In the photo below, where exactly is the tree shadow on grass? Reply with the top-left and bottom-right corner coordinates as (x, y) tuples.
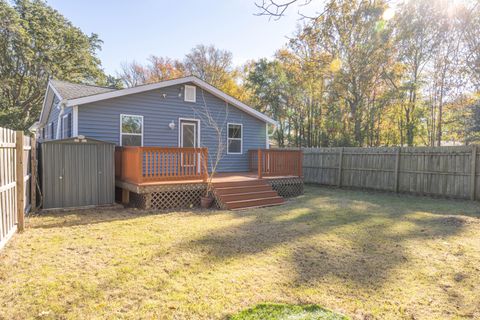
(178, 186), (478, 287)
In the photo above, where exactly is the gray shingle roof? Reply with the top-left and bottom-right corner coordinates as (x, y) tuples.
(50, 80), (116, 100)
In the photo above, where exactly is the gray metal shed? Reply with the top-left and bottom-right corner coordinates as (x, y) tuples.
(41, 137), (115, 209)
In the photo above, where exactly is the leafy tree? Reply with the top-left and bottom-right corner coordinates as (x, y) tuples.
(0, 0), (106, 130)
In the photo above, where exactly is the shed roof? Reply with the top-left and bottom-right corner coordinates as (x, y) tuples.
(40, 137), (115, 144)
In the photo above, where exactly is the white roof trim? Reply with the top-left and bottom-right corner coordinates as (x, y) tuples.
(65, 76), (277, 125)
(38, 81), (64, 127)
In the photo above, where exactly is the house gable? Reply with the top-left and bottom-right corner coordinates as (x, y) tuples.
(77, 83), (268, 172)
(67, 76), (276, 126)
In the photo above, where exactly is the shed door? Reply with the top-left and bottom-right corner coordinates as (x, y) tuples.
(62, 144), (99, 207)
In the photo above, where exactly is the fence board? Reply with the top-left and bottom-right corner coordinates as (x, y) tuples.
(303, 146), (479, 201)
(0, 127), (34, 250)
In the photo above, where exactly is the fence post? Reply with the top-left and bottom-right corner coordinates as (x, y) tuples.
(15, 131), (25, 232)
(337, 147), (343, 187)
(30, 136), (37, 212)
(471, 145), (477, 201)
(257, 149), (262, 178)
(298, 150), (303, 177)
(394, 147), (401, 193)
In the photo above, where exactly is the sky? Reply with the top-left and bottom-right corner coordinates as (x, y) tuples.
(46, 0), (321, 76)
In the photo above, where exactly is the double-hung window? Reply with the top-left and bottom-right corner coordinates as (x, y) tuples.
(227, 123), (242, 154)
(120, 114), (143, 146)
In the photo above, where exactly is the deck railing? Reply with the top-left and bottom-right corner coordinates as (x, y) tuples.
(115, 147), (208, 183)
(249, 149), (303, 178)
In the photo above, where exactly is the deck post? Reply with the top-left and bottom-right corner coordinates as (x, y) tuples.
(135, 147), (142, 183)
(203, 148), (208, 182)
(122, 189), (130, 204)
(257, 149), (262, 178)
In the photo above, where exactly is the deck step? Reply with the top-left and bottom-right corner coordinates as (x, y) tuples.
(224, 196), (284, 210)
(218, 190), (278, 202)
(213, 179), (267, 188)
(230, 201), (285, 211)
(212, 178), (285, 210)
(214, 184), (272, 195)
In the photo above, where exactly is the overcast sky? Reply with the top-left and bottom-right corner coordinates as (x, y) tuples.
(46, 0), (322, 76)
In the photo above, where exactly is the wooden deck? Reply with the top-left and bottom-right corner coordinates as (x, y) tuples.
(127, 172), (298, 186)
(115, 146), (303, 186)
(115, 147), (304, 209)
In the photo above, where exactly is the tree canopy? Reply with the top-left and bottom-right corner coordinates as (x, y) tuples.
(0, 0), (107, 130)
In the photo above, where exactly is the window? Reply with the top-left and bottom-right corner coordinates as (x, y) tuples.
(227, 123), (242, 154)
(120, 114), (143, 146)
(48, 122), (54, 140)
(62, 113), (72, 138)
(184, 85), (196, 103)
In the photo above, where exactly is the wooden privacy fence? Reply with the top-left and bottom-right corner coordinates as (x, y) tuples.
(303, 146), (480, 201)
(0, 127), (36, 250)
(115, 146), (208, 183)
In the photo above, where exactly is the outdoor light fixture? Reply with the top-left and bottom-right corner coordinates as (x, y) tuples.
(169, 121), (175, 130)
(162, 93), (167, 98)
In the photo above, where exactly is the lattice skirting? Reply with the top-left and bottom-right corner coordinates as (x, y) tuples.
(267, 177), (304, 198)
(129, 184), (207, 210)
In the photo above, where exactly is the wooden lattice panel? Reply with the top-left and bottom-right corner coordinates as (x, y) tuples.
(268, 177), (304, 198)
(129, 184), (206, 210)
(130, 191), (148, 209)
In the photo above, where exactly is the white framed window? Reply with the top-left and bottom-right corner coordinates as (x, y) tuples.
(120, 114), (143, 146)
(184, 85), (196, 103)
(227, 123), (243, 154)
(62, 113), (72, 138)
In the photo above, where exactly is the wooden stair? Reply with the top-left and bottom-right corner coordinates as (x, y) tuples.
(213, 179), (284, 210)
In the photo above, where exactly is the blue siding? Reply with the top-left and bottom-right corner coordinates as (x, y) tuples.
(41, 95), (72, 140)
(78, 83), (267, 172)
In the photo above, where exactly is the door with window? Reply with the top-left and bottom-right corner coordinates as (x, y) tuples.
(180, 120), (199, 169)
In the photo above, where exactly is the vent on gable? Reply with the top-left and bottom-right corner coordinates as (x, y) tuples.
(184, 85), (196, 103)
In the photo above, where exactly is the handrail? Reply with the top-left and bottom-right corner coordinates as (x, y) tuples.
(249, 149), (303, 178)
(115, 146), (208, 183)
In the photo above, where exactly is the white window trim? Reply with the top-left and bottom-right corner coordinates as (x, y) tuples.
(48, 122), (54, 140)
(184, 85), (196, 103)
(227, 123), (243, 155)
(72, 106), (78, 137)
(178, 118), (201, 147)
(120, 114), (144, 146)
(61, 114), (71, 139)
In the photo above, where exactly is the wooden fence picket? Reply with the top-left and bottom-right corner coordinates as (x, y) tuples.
(0, 127), (35, 250)
(304, 146), (479, 201)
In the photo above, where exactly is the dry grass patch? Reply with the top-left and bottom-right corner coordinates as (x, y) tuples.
(0, 186), (479, 319)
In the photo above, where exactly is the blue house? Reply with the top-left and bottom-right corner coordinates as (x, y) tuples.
(36, 76), (278, 172)
(36, 76), (303, 210)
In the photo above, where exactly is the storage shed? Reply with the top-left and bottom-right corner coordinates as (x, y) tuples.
(41, 137), (115, 209)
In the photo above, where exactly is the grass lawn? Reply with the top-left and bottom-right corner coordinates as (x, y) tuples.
(1, 185), (479, 319)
